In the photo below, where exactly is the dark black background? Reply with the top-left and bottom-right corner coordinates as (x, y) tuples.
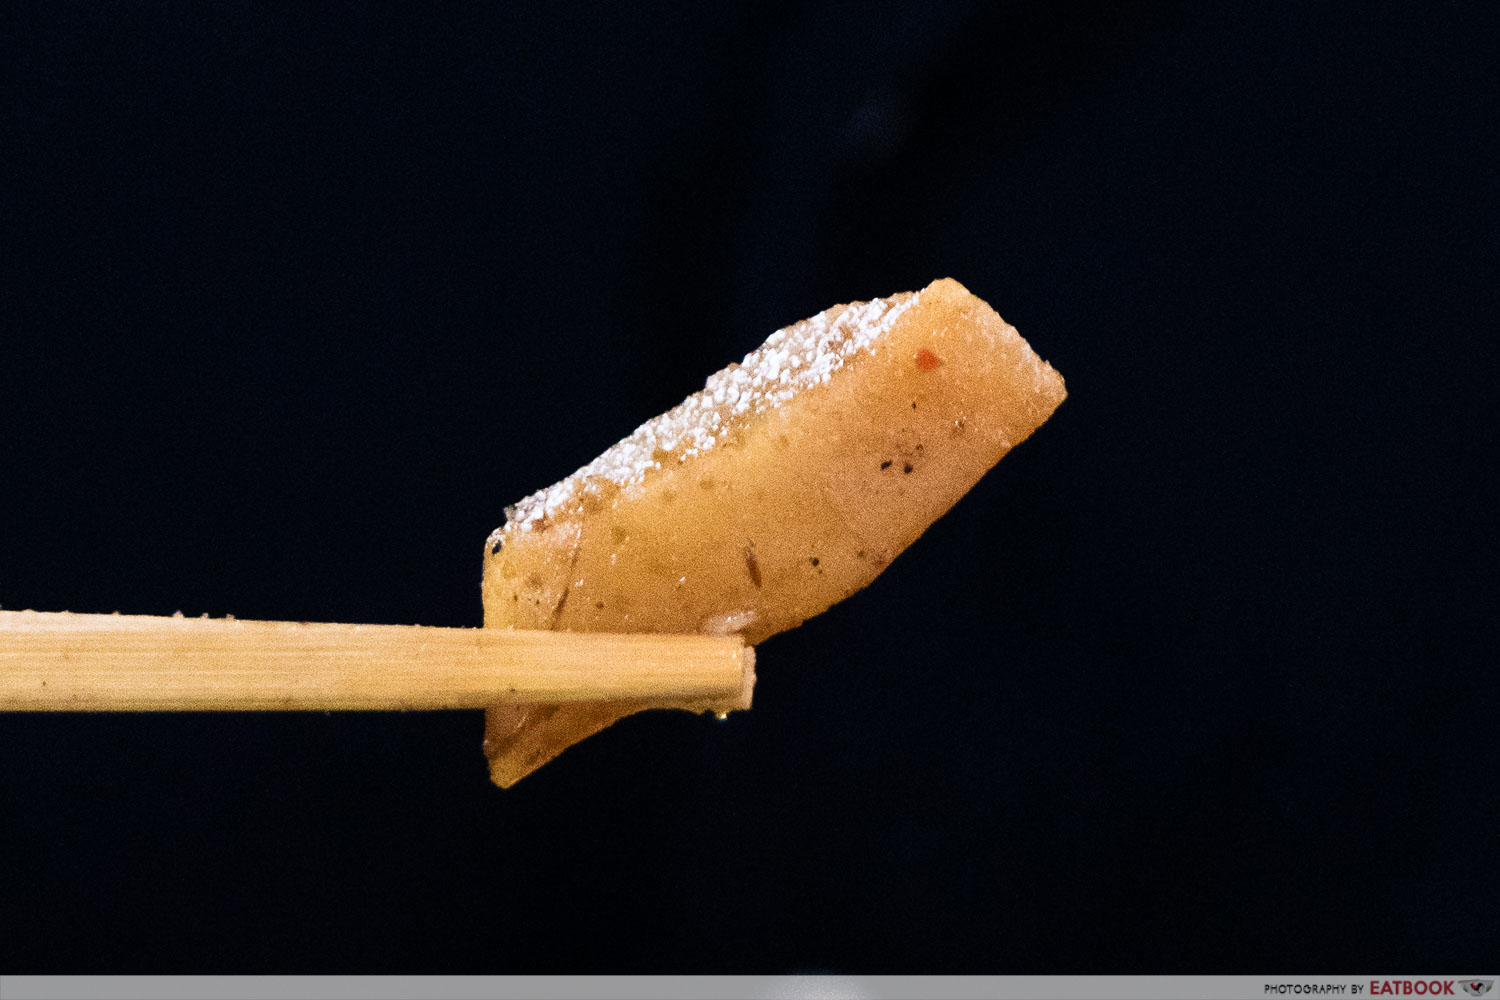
(2, 0), (1494, 975)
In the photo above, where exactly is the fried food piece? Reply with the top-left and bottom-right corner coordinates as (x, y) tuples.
(481, 278), (1065, 786)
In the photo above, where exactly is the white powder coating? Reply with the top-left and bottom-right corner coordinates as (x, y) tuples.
(488, 290), (922, 548)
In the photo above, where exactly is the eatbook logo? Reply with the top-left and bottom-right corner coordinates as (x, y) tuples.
(1461, 983), (1494, 998)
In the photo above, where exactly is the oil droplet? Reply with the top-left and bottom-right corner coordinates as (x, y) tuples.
(715, 712), (729, 722)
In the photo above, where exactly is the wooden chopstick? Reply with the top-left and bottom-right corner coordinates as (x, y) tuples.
(0, 610), (753, 712)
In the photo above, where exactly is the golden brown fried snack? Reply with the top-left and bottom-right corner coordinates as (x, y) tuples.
(481, 278), (1065, 786)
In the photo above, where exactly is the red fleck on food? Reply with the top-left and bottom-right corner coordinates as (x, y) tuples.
(915, 348), (943, 371)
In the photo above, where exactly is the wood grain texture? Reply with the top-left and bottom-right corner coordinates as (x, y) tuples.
(0, 610), (753, 712)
